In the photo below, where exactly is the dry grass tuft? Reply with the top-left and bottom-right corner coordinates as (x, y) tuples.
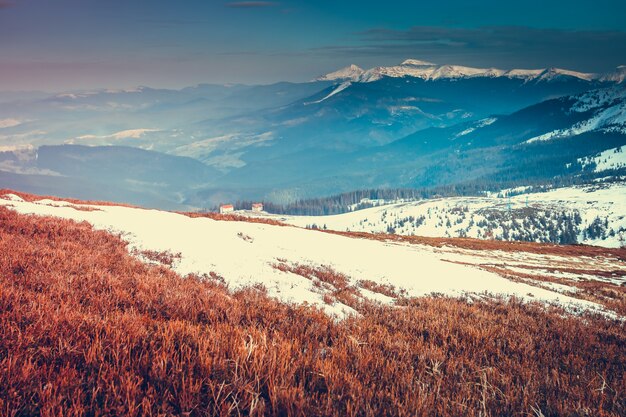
(133, 248), (182, 267)
(357, 279), (407, 299)
(178, 211), (290, 227)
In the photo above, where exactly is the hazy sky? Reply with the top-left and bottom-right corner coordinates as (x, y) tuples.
(1, 0), (625, 91)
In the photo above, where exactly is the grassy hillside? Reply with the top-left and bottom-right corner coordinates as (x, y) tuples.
(0, 206), (624, 416)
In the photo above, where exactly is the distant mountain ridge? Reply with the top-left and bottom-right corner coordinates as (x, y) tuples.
(205, 85), (626, 204)
(0, 145), (219, 209)
(316, 59), (626, 83)
(1, 60), (625, 208)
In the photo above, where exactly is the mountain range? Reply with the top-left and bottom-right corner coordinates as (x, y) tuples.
(317, 59), (626, 83)
(0, 59), (625, 209)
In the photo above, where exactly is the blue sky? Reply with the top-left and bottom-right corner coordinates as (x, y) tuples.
(1, 0), (625, 90)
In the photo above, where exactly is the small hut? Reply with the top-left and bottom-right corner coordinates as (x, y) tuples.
(219, 204), (234, 214)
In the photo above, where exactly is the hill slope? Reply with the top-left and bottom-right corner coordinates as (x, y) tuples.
(1, 190), (624, 317)
(266, 182), (626, 248)
(0, 197), (624, 416)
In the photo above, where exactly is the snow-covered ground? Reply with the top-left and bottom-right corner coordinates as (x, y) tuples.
(258, 183), (626, 248)
(1, 192), (624, 319)
(578, 146), (626, 172)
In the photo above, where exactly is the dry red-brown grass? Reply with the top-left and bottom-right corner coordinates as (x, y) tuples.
(1, 207), (625, 416)
(324, 230), (626, 261)
(357, 279), (406, 299)
(177, 211), (290, 227)
(132, 249), (182, 267)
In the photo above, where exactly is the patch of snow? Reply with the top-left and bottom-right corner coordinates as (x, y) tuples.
(358, 287), (396, 305)
(454, 117), (497, 138)
(484, 185), (534, 197)
(2, 193), (24, 202)
(524, 130), (562, 144)
(306, 82), (352, 104)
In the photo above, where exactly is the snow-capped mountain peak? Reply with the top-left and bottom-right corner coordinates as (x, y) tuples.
(317, 59), (614, 84)
(430, 64), (501, 79)
(502, 68), (544, 79)
(401, 59), (436, 66)
(536, 67), (596, 82)
(315, 64), (365, 81)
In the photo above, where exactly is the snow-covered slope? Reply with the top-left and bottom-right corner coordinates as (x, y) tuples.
(263, 183), (626, 248)
(317, 59), (608, 83)
(578, 146), (626, 172)
(1, 192), (623, 319)
(525, 87), (626, 143)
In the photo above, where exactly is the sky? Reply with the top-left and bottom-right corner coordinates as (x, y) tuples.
(1, 0), (626, 91)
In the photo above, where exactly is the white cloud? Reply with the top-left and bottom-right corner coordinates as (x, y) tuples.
(0, 118), (22, 129)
